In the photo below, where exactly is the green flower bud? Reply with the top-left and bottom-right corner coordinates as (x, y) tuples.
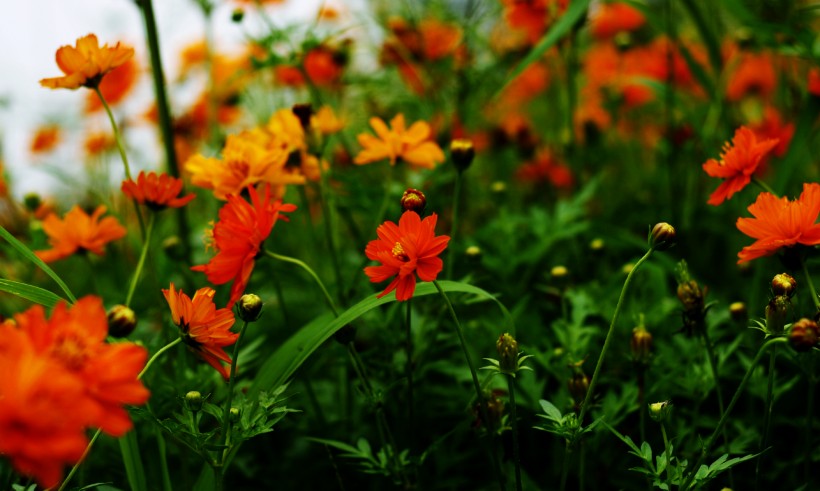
(789, 318), (819, 352)
(185, 391), (203, 412)
(648, 401), (672, 423)
(496, 333), (519, 374)
(765, 295), (791, 335)
(237, 294), (263, 322)
(649, 222), (676, 251)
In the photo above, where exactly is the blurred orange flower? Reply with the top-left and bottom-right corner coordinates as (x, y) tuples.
(736, 183), (820, 263)
(809, 67), (820, 96)
(725, 50), (777, 102)
(9, 296), (149, 436)
(702, 127), (779, 206)
(35, 205), (127, 262)
(590, 2), (645, 39)
(122, 171), (195, 211)
(355, 114), (445, 169)
(750, 106), (794, 159)
(192, 185), (296, 307)
(85, 57), (138, 112)
(515, 149), (574, 189)
(0, 332), (91, 489)
(30, 125), (61, 154)
(162, 283), (238, 379)
(40, 34), (134, 90)
(84, 131), (116, 156)
(312, 105), (345, 135)
(501, 0), (568, 45)
(365, 211), (450, 301)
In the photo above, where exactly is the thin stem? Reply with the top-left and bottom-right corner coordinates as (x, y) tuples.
(507, 374), (523, 491)
(755, 344), (778, 490)
(559, 441), (572, 491)
(446, 171), (463, 279)
(800, 256), (820, 311)
(433, 280), (507, 491)
(138, 337), (183, 380)
(405, 298), (415, 448)
(157, 432), (173, 491)
(681, 337), (788, 490)
(222, 320), (250, 467)
(752, 177), (777, 196)
(57, 429), (102, 491)
(125, 213), (155, 307)
(578, 248), (654, 424)
(700, 329), (731, 460)
(265, 250), (339, 316)
(661, 423), (674, 490)
(805, 354), (816, 485)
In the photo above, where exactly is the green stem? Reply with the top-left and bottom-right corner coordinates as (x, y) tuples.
(661, 423), (674, 491)
(315, 153), (344, 303)
(681, 337), (788, 490)
(805, 354), (816, 485)
(700, 329), (731, 458)
(800, 256), (820, 311)
(125, 213), (155, 307)
(265, 250), (339, 316)
(559, 441), (572, 491)
(433, 280), (507, 491)
(138, 337), (183, 380)
(753, 177), (777, 196)
(222, 320), (250, 467)
(754, 344), (778, 490)
(578, 248), (654, 424)
(157, 432), (173, 491)
(446, 171), (463, 279)
(57, 429), (102, 491)
(405, 298), (415, 448)
(507, 374), (523, 491)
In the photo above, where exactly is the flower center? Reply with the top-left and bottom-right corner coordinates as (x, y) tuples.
(52, 333), (92, 370)
(392, 242), (409, 261)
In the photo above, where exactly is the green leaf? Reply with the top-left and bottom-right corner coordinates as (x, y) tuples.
(539, 399), (563, 422)
(493, 0), (591, 99)
(0, 225), (77, 303)
(0, 278), (66, 307)
(118, 430), (147, 491)
(248, 281), (513, 396)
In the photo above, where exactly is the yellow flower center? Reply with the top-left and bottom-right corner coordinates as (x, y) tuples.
(392, 242), (409, 261)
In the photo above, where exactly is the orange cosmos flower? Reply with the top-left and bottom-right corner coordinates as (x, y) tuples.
(30, 124), (62, 155)
(8, 296), (150, 436)
(0, 332), (92, 489)
(162, 283), (238, 379)
(702, 127), (779, 206)
(590, 2), (645, 39)
(122, 171), (195, 211)
(750, 106), (794, 159)
(192, 185), (296, 308)
(35, 205), (127, 263)
(40, 34), (134, 90)
(355, 114), (445, 169)
(84, 130), (116, 156)
(725, 50), (777, 102)
(500, 0), (568, 46)
(85, 56), (138, 112)
(736, 183), (820, 264)
(364, 211), (450, 301)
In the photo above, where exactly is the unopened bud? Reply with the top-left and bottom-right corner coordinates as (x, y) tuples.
(789, 318), (819, 352)
(465, 245), (481, 257)
(677, 280), (705, 313)
(230, 407), (241, 422)
(568, 371), (589, 404)
(400, 188), (426, 214)
(231, 8), (245, 22)
(630, 325), (653, 364)
(771, 273), (797, 297)
(765, 295), (792, 335)
(292, 103), (313, 132)
(589, 238), (605, 252)
(648, 400), (672, 422)
(107, 305), (137, 338)
(23, 192), (42, 212)
(237, 294), (263, 322)
(185, 391), (203, 412)
(649, 222), (676, 251)
(729, 302), (747, 322)
(496, 333), (519, 373)
(162, 235), (186, 261)
(450, 139), (475, 173)
(490, 181), (506, 193)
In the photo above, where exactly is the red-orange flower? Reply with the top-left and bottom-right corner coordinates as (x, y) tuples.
(0, 332), (92, 489)
(192, 184), (296, 307)
(702, 126), (779, 206)
(9, 296), (150, 437)
(85, 56), (138, 112)
(122, 171), (195, 211)
(364, 211), (450, 301)
(30, 125), (61, 154)
(736, 183), (820, 263)
(162, 283), (238, 379)
(35, 205), (127, 262)
(40, 34), (134, 90)
(355, 114), (445, 169)
(590, 2), (645, 39)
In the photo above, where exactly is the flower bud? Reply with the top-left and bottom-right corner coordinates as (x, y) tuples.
(567, 371), (589, 405)
(630, 325), (653, 364)
(231, 8), (245, 22)
(162, 235), (186, 261)
(107, 304), (137, 338)
(649, 222), (676, 250)
(237, 294), (263, 322)
(292, 103), (313, 132)
(185, 391), (203, 412)
(789, 318), (819, 352)
(677, 280), (705, 313)
(648, 401), (672, 422)
(589, 238), (605, 253)
(765, 295), (792, 335)
(400, 188), (426, 214)
(450, 139), (475, 173)
(490, 181), (506, 193)
(771, 273), (797, 297)
(23, 192), (42, 212)
(465, 245), (481, 257)
(230, 407), (241, 423)
(496, 333), (519, 373)
(729, 302), (747, 322)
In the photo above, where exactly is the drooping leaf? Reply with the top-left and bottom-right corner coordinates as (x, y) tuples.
(0, 278), (66, 307)
(0, 225), (77, 303)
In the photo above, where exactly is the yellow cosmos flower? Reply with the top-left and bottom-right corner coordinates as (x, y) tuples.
(40, 34), (134, 90)
(354, 114), (445, 169)
(312, 106), (345, 135)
